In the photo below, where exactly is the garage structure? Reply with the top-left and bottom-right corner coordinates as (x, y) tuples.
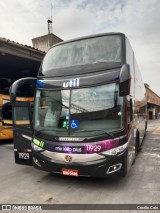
(0, 37), (46, 139)
(0, 37), (45, 79)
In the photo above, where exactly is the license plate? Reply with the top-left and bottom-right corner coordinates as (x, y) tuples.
(62, 168), (78, 177)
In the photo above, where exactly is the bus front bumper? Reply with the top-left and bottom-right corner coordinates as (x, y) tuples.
(32, 149), (128, 178)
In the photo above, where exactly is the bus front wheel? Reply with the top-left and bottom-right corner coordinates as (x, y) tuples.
(136, 131), (141, 152)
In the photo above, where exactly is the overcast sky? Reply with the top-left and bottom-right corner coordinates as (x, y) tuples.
(0, 0), (160, 94)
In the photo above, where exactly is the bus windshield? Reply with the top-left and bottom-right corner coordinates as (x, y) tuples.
(34, 83), (124, 136)
(41, 35), (122, 72)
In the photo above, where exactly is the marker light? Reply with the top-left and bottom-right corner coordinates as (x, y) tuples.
(36, 80), (44, 88)
(107, 163), (122, 174)
(31, 143), (44, 152)
(33, 157), (41, 167)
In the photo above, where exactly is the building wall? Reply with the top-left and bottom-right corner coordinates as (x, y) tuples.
(145, 85), (160, 120)
(146, 88), (160, 105)
(32, 34), (63, 52)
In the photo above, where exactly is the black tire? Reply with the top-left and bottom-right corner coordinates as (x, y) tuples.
(132, 140), (138, 165)
(136, 131), (141, 152)
(119, 151), (128, 177)
(120, 162), (128, 177)
(144, 121), (147, 138)
(145, 121), (148, 131)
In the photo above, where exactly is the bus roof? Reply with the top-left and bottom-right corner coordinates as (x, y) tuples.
(50, 32), (125, 49)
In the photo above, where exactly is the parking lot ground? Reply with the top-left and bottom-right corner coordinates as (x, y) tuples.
(0, 120), (160, 213)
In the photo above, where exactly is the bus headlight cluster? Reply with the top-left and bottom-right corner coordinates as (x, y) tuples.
(101, 142), (128, 156)
(31, 143), (44, 152)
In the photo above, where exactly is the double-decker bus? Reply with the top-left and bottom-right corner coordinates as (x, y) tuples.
(10, 33), (147, 177)
(0, 78), (34, 140)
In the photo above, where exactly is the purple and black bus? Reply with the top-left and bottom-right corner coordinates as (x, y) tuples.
(10, 33), (147, 177)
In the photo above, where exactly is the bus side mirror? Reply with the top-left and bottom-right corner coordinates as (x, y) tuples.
(119, 64), (131, 96)
(10, 77), (36, 103)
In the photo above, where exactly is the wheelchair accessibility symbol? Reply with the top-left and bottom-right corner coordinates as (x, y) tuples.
(70, 120), (79, 129)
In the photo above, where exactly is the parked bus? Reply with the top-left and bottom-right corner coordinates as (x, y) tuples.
(0, 78), (34, 140)
(10, 33), (147, 177)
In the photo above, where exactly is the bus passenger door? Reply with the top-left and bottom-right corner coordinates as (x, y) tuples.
(12, 101), (33, 166)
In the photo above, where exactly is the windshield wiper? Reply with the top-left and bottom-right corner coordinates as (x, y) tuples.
(73, 129), (114, 139)
(35, 129), (64, 136)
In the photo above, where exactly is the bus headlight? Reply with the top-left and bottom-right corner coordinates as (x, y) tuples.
(31, 143), (44, 152)
(101, 142), (128, 156)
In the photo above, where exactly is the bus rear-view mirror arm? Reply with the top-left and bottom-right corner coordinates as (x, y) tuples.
(9, 77), (37, 103)
(119, 64), (131, 96)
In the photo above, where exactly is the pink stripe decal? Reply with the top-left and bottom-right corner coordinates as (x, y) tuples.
(51, 138), (120, 154)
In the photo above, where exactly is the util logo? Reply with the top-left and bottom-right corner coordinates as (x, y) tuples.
(63, 78), (80, 88)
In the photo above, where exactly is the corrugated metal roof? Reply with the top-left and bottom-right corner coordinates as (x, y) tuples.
(0, 36), (45, 54)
